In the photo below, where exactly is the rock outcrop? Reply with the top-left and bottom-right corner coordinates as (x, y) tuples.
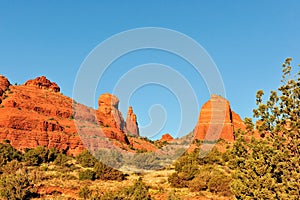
(194, 95), (245, 142)
(125, 106), (139, 136)
(0, 75), (10, 97)
(96, 94), (129, 144)
(97, 94), (126, 131)
(24, 76), (60, 92)
(160, 133), (174, 142)
(0, 76), (144, 155)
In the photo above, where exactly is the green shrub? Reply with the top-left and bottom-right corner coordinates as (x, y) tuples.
(0, 169), (35, 200)
(94, 162), (125, 181)
(53, 153), (71, 167)
(207, 169), (231, 196)
(76, 150), (97, 167)
(78, 185), (91, 199)
(79, 169), (96, 181)
(168, 173), (188, 188)
(0, 142), (21, 166)
(100, 178), (151, 200)
(0, 160), (23, 175)
(23, 146), (58, 166)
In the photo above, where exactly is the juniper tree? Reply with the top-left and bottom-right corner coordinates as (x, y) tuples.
(230, 58), (300, 199)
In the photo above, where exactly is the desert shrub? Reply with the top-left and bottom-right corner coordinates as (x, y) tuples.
(188, 165), (232, 195)
(78, 185), (91, 199)
(0, 169), (35, 200)
(94, 162), (125, 181)
(100, 178), (151, 200)
(0, 142), (22, 165)
(29, 169), (47, 184)
(0, 160), (23, 175)
(53, 153), (71, 166)
(76, 150), (97, 167)
(198, 148), (224, 165)
(188, 169), (210, 192)
(23, 146), (58, 166)
(169, 147), (232, 196)
(167, 190), (182, 200)
(79, 169), (96, 181)
(168, 173), (188, 188)
(208, 169), (232, 196)
(174, 152), (200, 180)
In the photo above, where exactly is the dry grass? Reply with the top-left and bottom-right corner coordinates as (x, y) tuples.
(27, 158), (233, 200)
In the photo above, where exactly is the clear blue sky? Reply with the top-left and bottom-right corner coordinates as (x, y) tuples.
(1, 1), (299, 139)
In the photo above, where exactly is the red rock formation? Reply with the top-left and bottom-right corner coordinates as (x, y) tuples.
(0, 75), (10, 97)
(160, 133), (174, 142)
(126, 106), (139, 136)
(97, 94), (125, 131)
(24, 76), (60, 92)
(0, 76), (141, 155)
(194, 95), (245, 142)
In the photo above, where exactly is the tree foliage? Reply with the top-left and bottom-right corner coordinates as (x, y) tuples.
(0, 169), (35, 200)
(0, 141), (21, 166)
(168, 148), (232, 195)
(230, 58), (300, 199)
(23, 146), (58, 166)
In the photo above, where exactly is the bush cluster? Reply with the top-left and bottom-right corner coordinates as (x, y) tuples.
(23, 147), (59, 166)
(168, 148), (232, 196)
(76, 150), (125, 181)
(99, 178), (151, 200)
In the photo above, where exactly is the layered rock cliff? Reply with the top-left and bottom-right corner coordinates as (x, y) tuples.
(0, 76), (149, 155)
(194, 95), (245, 142)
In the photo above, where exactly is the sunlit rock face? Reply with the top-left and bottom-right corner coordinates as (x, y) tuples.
(194, 95), (246, 142)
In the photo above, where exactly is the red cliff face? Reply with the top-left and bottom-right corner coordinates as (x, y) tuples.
(125, 106), (139, 136)
(0, 76), (141, 155)
(0, 76), (84, 155)
(194, 95), (245, 142)
(97, 94), (126, 131)
(96, 94), (129, 144)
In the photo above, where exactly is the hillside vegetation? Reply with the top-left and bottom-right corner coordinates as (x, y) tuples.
(0, 58), (299, 199)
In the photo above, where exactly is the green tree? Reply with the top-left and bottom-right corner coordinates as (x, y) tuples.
(23, 146), (58, 166)
(0, 141), (21, 166)
(230, 58), (300, 199)
(76, 150), (97, 167)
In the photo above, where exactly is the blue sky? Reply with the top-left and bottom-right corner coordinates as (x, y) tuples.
(0, 1), (299, 139)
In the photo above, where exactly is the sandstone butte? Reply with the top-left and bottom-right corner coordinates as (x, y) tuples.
(194, 94), (246, 142)
(160, 133), (174, 142)
(0, 75), (157, 156)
